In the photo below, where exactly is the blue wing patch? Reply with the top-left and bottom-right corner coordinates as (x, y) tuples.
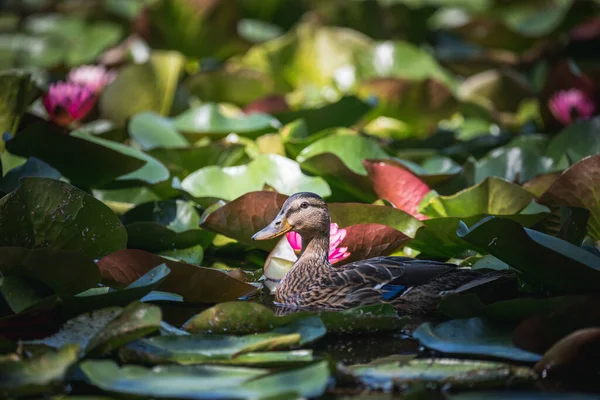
(380, 285), (407, 300)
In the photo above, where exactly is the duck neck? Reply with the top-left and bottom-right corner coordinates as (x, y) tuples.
(295, 231), (330, 271)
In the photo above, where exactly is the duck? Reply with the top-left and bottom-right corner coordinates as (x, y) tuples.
(252, 192), (483, 315)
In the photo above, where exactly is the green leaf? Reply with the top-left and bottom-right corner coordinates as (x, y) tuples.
(147, 141), (248, 179)
(0, 247), (100, 296)
(413, 318), (542, 362)
(350, 357), (534, 391)
(62, 264), (170, 316)
(419, 177), (536, 218)
(498, 0), (573, 37)
(81, 359), (329, 399)
(6, 122), (145, 187)
(275, 96), (372, 135)
(181, 154), (331, 202)
(0, 344), (79, 397)
(0, 157), (60, 196)
(120, 316), (324, 365)
(539, 155), (600, 240)
(151, 50), (186, 116)
(0, 276), (52, 314)
(70, 130), (170, 187)
(0, 70), (37, 138)
(458, 216), (600, 293)
(545, 116), (600, 164)
(296, 133), (389, 201)
(0, 178), (126, 259)
(173, 103), (280, 139)
(122, 200), (214, 252)
(128, 112), (189, 151)
(97, 249), (257, 303)
(183, 301), (409, 335)
(86, 302), (162, 357)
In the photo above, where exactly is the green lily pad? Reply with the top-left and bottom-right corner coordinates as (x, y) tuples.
(173, 103), (280, 139)
(61, 264), (170, 316)
(0, 70), (38, 138)
(275, 96), (372, 135)
(181, 154), (331, 202)
(413, 317), (542, 362)
(128, 112), (189, 151)
(150, 50), (187, 116)
(183, 301), (409, 334)
(147, 142), (248, 180)
(457, 216), (600, 293)
(86, 302), (162, 357)
(0, 247), (100, 297)
(539, 154), (600, 240)
(0, 344), (79, 397)
(0, 157), (61, 195)
(296, 133), (389, 201)
(0, 177), (126, 259)
(475, 135), (564, 184)
(5, 122), (145, 188)
(350, 357), (534, 391)
(120, 316), (324, 365)
(80, 359), (329, 399)
(0, 276), (54, 314)
(122, 200), (214, 252)
(545, 116), (600, 164)
(97, 249), (257, 303)
(419, 177), (536, 218)
(499, 0), (573, 37)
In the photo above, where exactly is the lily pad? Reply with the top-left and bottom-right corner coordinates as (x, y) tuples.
(413, 317), (542, 362)
(80, 359), (330, 399)
(122, 200), (214, 252)
(545, 116), (600, 164)
(85, 302), (162, 357)
(5, 122), (145, 187)
(0, 157), (61, 195)
(539, 154), (600, 240)
(0, 177), (126, 259)
(0, 247), (100, 297)
(350, 357), (534, 391)
(97, 249), (257, 303)
(0, 70), (37, 138)
(0, 344), (79, 397)
(183, 301), (409, 334)
(457, 216), (600, 293)
(128, 112), (189, 150)
(181, 154), (331, 202)
(60, 264), (170, 317)
(173, 103), (280, 139)
(120, 316), (325, 365)
(275, 96), (372, 135)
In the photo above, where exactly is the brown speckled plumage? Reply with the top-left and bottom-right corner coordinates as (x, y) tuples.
(253, 192), (483, 315)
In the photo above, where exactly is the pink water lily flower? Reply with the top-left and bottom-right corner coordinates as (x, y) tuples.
(548, 89), (596, 125)
(286, 223), (351, 264)
(68, 65), (116, 93)
(43, 82), (98, 127)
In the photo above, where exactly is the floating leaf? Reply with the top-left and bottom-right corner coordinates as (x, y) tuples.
(173, 103), (280, 139)
(97, 249), (257, 303)
(128, 112), (189, 151)
(545, 116), (600, 163)
(0, 157), (60, 195)
(181, 154), (331, 202)
(350, 357), (534, 391)
(184, 301), (409, 335)
(0, 344), (79, 397)
(413, 318), (542, 362)
(120, 316), (324, 365)
(80, 359), (329, 399)
(0, 70), (37, 139)
(86, 302), (162, 357)
(539, 154), (600, 240)
(457, 216), (600, 293)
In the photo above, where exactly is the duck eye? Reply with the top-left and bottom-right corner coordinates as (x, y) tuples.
(300, 202), (309, 209)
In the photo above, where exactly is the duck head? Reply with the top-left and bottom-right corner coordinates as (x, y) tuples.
(252, 192), (330, 241)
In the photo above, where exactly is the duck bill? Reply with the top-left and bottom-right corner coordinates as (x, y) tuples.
(252, 218), (292, 241)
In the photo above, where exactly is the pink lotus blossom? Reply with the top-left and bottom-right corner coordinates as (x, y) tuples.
(548, 89), (596, 125)
(286, 223), (351, 264)
(67, 65), (116, 93)
(43, 82), (97, 127)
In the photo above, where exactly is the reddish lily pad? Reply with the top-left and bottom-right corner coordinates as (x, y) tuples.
(338, 223), (412, 265)
(363, 159), (430, 220)
(539, 154), (600, 240)
(534, 328), (600, 377)
(97, 249), (257, 303)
